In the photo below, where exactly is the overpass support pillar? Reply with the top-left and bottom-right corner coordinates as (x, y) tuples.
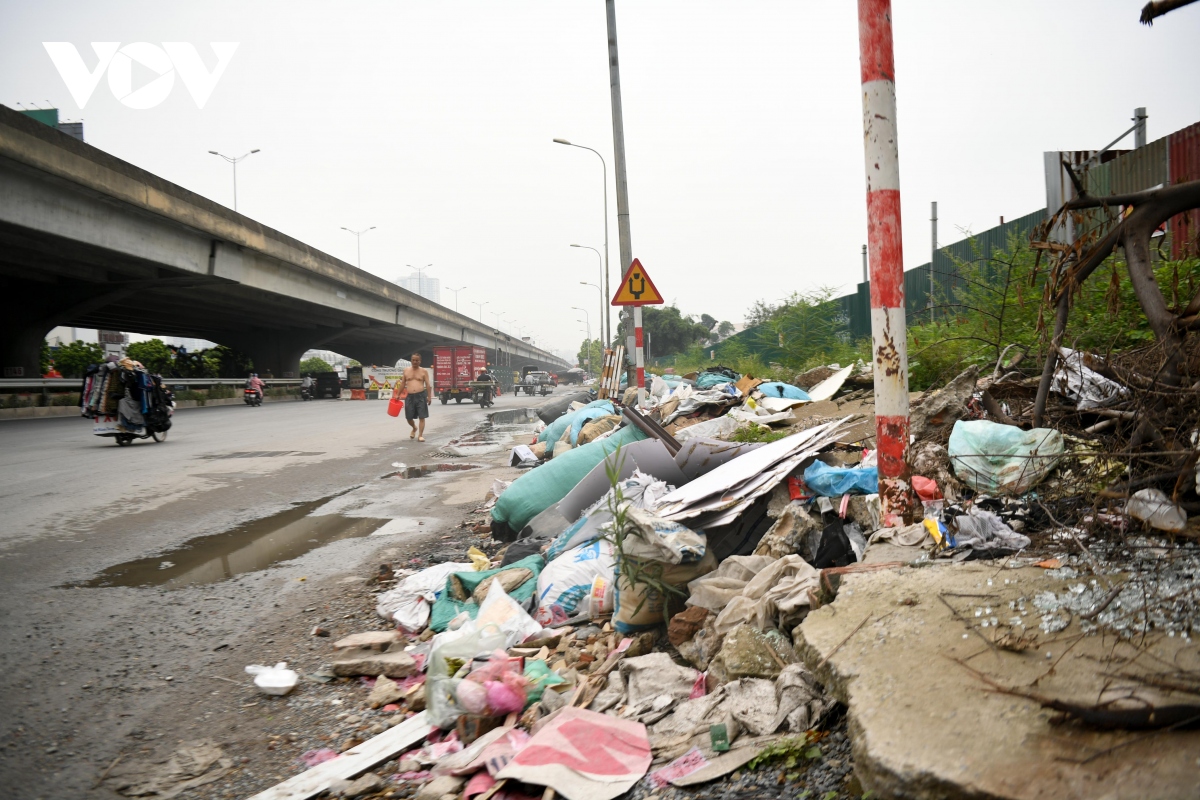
(222, 331), (311, 379)
(0, 320), (51, 379)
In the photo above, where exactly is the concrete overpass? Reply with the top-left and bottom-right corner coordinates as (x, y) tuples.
(0, 105), (569, 379)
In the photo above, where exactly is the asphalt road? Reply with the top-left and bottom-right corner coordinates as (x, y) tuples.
(0, 391), (542, 798)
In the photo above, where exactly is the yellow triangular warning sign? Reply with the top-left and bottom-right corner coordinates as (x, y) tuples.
(611, 258), (664, 306)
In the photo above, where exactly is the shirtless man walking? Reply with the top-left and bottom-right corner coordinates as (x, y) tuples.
(402, 354), (434, 441)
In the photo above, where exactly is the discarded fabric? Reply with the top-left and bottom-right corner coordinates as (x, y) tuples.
(947, 419), (1064, 495)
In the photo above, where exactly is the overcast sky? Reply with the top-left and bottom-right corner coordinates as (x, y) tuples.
(3, 1), (1199, 359)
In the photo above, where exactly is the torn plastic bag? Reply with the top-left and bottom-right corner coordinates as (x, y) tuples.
(1051, 347), (1128, 410)
(709, 555), (820, 638)
(685, 555), (777, 612)
(544, 469), (676, 561)
(673, 415), (742, 443)
(376, 561), (475, 631)
(944, 505), (1031, 555)
(802, 460), (879, 496)
(947, 420), (1064, 495)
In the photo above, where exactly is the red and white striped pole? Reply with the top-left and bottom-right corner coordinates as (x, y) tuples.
(633, 305), (645, 404)
(858, 0), (914, 521)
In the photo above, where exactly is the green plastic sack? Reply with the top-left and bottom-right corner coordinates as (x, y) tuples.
(429, 554), (545, 632)
(492, 424), (648, 536)
(523, 659), (565, 706)
(947, 420), (1064, 495)
(538, 399), (614, 445)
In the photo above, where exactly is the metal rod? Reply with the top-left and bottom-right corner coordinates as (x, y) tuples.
(930, 200), (937, 324)
(858, 0), (913, 521)
(606, 0), (636, 396)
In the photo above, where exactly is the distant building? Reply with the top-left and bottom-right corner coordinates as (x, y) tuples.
(395, 271), (441, 304)
(18, 108), (84, 141)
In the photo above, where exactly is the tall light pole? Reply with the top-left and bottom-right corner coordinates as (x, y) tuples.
(341, 226), (376, 269)
(406, 263), (432, 299)
(472, 300), (489, 322)
(572, 307), (591, 344)
(446, 285), (465, 313)
(554, 140), (610, 348)
(490, 310), (504, 328)
(208, 148), (259, 212)
(570, 244), (606, 343)
(579, 281), (604, 345)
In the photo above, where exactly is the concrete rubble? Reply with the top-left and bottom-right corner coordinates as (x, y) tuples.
(230, 360), (1199, 800)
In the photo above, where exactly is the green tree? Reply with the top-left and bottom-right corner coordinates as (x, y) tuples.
(716, 321), (735, 340)
(758, 287), (862, 370)
(640, 305), (710, 356)
(52, 340), (104, 378)
(39, 339), (51, 375)
(126, 338), (175, 374)
(300, 356), (333, 374)
(201, 345), (253, 378)
(700, 313), (718, 331)
(577, 338), (604, 371)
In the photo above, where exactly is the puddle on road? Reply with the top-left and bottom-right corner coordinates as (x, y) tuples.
(442, 410), (541, 457)
(76, 496), (389, 590)
(386, 463), (482, 479)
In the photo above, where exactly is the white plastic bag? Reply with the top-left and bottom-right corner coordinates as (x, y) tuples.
(245, 662), (299, 696)
(535, 539), (617, 624)
(1126, 488), (1187, 532)
(376, 561), (474, 631)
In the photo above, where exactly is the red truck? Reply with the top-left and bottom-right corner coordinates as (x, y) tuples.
(433, 345), (488, 404)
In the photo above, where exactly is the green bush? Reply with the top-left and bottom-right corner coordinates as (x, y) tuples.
(50, 393), (81, 407)
(208, 384), (235, 399)
(2, 394), (35, 409)
(905, 234), (1200, 390)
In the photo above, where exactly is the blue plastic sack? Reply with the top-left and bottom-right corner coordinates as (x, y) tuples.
(568, 407), (615, 445)
(757, 382), (811, 401)
(803, 460), (878, 496)
(695, 372), (735, 389)
(538, 399), (614, 445)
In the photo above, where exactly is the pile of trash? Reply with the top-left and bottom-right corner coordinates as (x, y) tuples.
(248, 353), (1199, 799)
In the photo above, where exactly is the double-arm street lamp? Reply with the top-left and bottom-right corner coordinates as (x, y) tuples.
(446, 286), (465, 313)
(208, 148), (260, 211)
(341, 226), (376, 269)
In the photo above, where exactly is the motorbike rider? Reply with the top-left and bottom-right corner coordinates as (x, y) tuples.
(246, 372), (265, 403)
(476, 366), (497, 403)
(301, 373), (314, 398)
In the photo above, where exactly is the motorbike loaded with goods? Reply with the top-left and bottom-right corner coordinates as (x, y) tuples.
(81, 358), (174, 446)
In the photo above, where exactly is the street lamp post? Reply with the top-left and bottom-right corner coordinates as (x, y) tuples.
(472, 300), (489, 322)
(570, 244), (606, 344)
(208, 148), (260, 212)
(554, 139), (610, 347)
(446, 286), (465, 313)
(406, 263), (432, 299)
(341, 226), (376, 269)
(571, 306), (591, 344)
(579, 282), (604, 344)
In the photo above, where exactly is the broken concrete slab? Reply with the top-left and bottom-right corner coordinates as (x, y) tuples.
(796, 562), (1200, 800)
(332, 631), (402, 652)
(706, 624), (799, 688)
(331, 647), (417, 678)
